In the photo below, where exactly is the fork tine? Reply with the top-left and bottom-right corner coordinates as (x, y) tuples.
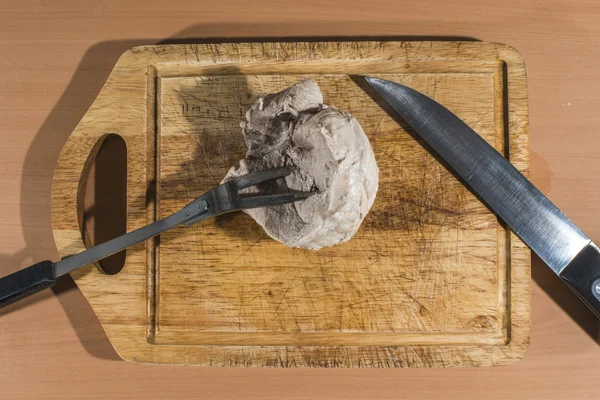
(233, 166), (294, 189)
(238, 191), (316, 209)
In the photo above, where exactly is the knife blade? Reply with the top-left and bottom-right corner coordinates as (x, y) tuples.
(366, 76), (600, 318)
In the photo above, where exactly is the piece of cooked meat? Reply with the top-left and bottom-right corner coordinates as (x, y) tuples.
(223, 79), (379, 250)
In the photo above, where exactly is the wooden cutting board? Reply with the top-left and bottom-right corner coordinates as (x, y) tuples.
(51, 41), (530, 367)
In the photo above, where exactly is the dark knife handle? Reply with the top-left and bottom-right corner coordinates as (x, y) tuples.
(559, 244), (600, 319)
(0, 261), (56, 308)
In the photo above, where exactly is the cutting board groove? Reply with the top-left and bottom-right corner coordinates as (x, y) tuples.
(51, 41), (530, 367)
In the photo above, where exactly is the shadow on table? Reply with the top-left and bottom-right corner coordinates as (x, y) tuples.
(0, 22), (483, 360)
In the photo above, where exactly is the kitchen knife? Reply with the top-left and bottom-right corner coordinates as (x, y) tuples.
(366, 76), (600, 318)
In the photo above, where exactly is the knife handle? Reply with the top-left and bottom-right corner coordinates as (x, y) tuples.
(559, 243), (600, 319)
(0, 261), (56, 308)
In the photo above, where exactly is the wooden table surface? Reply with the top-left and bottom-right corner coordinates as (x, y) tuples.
(1, 0), (599, 398)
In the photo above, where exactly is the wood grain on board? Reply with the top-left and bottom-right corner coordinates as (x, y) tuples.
(50, 41), (530, 367)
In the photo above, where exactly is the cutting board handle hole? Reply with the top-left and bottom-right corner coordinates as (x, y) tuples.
(80, 134), (127, 275)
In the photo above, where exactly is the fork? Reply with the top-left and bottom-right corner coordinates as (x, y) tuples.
(0, 166), (315, 308)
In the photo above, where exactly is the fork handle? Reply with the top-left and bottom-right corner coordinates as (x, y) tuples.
(0, 213), (185, 308)
(0, 197), (209, 309)
(0, 261), (56, 308)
